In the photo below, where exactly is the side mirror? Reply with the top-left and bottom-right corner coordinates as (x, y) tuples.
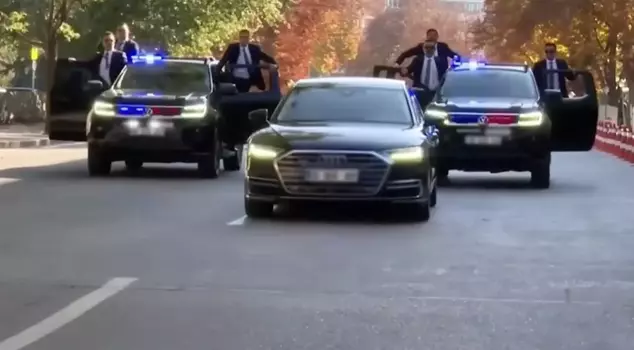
(248, 108), (269, 128)
(84, 80), (103, 91)
(218, 83), (238, 95)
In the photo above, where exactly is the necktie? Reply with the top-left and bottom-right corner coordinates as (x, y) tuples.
(423, 58), (432, 87)
(549, 61), (555, 89)
(104, 52), (110, 69)
(242, 47), (251, 65)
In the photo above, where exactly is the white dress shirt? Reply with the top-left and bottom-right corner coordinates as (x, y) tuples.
(546, 59), (559, 90)
(233, 45), (252, 79)
(421, 57), (439, 90)
(99, 50), (113, 85)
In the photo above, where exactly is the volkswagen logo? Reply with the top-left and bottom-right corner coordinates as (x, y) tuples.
(317, 154), (347, 167)
(478, 115), (488, 125)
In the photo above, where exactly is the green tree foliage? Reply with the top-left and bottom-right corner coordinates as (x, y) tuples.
(472, 0), (632, 102)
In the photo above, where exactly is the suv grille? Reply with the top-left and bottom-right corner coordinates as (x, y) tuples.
(275, 151), (390, 196)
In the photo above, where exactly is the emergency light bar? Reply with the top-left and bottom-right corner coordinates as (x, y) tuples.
(130, 55), (164, 64)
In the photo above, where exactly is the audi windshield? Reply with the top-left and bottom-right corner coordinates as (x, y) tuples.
(272, 84), (413, 124)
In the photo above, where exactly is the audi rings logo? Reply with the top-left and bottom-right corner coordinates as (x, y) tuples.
(317, 154), (347, 167)
(478, 115), (488, 125)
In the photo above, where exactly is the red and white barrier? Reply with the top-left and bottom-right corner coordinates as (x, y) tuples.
(594, 120), (634, 163)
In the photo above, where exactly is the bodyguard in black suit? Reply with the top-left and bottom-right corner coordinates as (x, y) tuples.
(532, 42), (575, 97)
(216, 29), (277, 92)
(90, 32), (127, 86)
(116, 23), (139, 62)
(402, 40), (449, 107)
(395, 28), (460, 65)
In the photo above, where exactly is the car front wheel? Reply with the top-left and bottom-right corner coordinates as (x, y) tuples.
(530, 153), (551, 189)
(87, 144), (111, 176)
(244, 199), (274, 218)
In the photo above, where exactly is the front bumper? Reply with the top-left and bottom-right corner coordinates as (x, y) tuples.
(245, 150), (431, 203)
(87, 116), (214, 161)
(432, 124), (550, 171)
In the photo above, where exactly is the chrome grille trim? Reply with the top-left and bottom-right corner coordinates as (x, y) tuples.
(273, 150), (391, 196)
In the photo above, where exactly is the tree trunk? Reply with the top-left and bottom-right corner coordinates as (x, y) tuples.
(44, 38), (57, 135)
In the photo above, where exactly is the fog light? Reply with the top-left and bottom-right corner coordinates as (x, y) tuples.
(125, 120), (140, 128)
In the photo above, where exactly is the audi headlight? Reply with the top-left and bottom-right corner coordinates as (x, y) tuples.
(247, 144), (282, 159)
(180, 103), (207, 118)
(389, 146), (424, 162)
(518, 111), (543, 126)
(92, 100), (115, 117)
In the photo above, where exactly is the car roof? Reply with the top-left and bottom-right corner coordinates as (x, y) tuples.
(129, 58), (218, 65)
(295, 77), (406, 89)
(451, 64), (528, 73)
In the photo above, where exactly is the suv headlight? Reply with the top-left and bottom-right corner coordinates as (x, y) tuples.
(92, 100), (115, 117)
(180, 103), (207, 118)
(389, 146), (424, 162)
(518, 111), (543, 126)
(247, 144), (282, 159)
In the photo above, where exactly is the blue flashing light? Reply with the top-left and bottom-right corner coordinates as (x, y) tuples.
(452, 59), (488, 70)
(130, 55), (164, 64)
(117, 105), (147, 116)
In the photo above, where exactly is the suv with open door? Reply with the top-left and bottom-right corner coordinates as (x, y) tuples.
(373, 62), (598, 188)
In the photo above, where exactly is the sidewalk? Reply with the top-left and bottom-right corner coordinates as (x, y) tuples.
(0, 123), (50, 148)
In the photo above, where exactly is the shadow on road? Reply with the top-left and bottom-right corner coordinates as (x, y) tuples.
(263, 202), (434, 225)
(440, 173), (595, 193)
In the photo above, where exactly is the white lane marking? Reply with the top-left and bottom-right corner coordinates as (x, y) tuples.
(0, 277), (137, 350)
(44, 142), (85, 149)
(227, 215), (247, 226)
(0, 178), (19, 186)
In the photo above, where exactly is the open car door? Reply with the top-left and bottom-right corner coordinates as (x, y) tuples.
(542, 69), (598, 151)
(49, 58), (97, 141)
(217, 64), (282, 146)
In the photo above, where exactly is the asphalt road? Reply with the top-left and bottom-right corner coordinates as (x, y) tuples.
(0, 144), (633, 350)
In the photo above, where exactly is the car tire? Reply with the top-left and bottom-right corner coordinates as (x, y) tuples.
(125, 160), (143, 172)
(530, 153), (551, 189)
(244, 199), (274, 218)
(87, 144), (111, 176)
(437, 166), (450, 187)
(223, 145), (242, 171)
(198, 129), (222, 178)
(429, 185), (437, 208)
(404, 201), (431, 222)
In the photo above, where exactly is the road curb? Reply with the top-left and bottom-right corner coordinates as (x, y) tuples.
(0, 138), (51, 148)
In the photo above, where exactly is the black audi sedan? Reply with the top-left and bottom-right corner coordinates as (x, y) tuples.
(244, 77), (439, 221)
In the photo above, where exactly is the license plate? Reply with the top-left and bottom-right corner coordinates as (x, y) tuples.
(130, 127), (166, 136)
(305, 169), (359, 183)
(464, 135), (502, 145)
(485, 128), (511, 136)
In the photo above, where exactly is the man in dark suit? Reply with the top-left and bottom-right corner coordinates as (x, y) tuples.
(216, 29), (277, 92)
(401, 40), (449, 107)
(395, 28), (459, 66)
(90, 32), (127, 87)
(115, 23), (139, 62)
(532, 42), (576, 97)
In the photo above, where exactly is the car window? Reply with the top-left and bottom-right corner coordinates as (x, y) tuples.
(272, 84), (412, 124)
(115, 62), (211, 92)
(439, 70), (538, 99)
